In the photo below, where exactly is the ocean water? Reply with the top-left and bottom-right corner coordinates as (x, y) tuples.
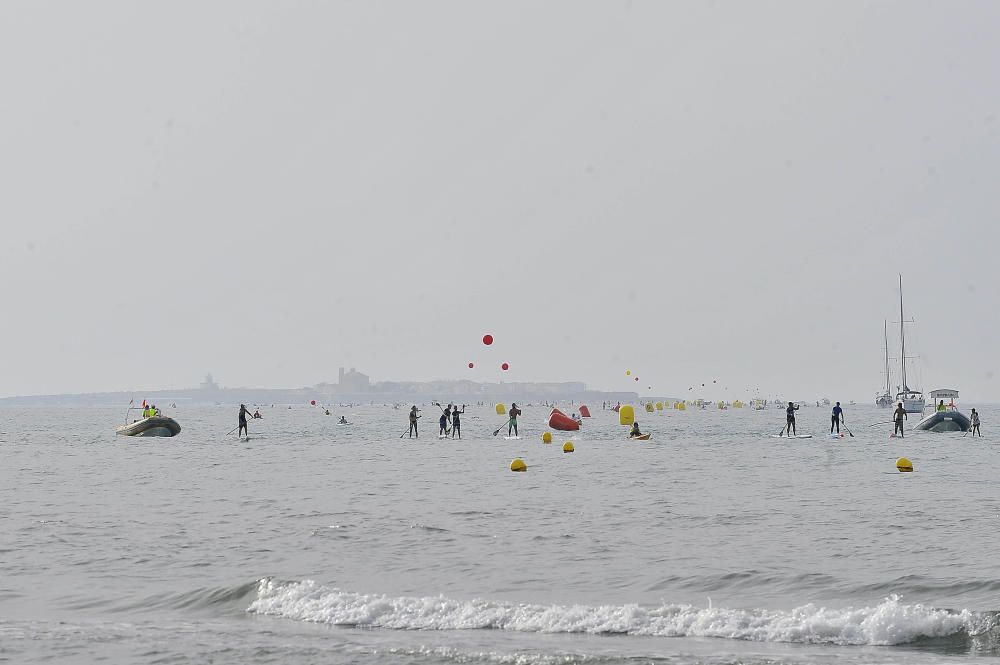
(1, 402), (998, 664)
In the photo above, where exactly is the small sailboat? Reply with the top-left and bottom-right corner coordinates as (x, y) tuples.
(876, 320), (893, 408)
(895, 275), (925, 413)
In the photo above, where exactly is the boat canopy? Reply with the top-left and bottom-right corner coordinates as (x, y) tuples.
(929, 389), (959, 399)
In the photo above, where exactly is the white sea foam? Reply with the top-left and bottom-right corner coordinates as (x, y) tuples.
(248, 579), (982, 646)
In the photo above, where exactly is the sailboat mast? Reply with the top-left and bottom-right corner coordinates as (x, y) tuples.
(898, 274), (907, 392)
(884, 320), (891, 394)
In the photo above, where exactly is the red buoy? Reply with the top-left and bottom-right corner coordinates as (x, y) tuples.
(483, 334), (494, 345)
(501, 362), (509, 371)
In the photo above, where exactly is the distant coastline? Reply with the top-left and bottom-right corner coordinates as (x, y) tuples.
(0, 370), (645, 407)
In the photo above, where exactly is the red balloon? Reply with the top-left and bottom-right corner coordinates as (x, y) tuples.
(501, 362), (509, 370)
(483, 334), (494, 345)
(310, 400), (316, 406)
(468, 362), (474, 368)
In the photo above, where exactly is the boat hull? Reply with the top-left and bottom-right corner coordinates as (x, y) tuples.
(629, 434), (651, 441)
(914, 411), (970, 433)
(116, 417), (181, 437)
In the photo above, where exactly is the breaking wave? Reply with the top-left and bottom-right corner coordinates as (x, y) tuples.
(247, 579), (996, 646)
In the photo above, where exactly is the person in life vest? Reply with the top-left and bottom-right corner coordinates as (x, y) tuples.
(629, 421), (642, 437)
(937, 400), (947, 412)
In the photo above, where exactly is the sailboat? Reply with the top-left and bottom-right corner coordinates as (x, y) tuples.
(875, 320), (893, 408)
(895, 275), (925, 413)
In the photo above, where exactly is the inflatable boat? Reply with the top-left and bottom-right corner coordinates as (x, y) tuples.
(914, 410), (970, 433)
(116, 416), (182, 437)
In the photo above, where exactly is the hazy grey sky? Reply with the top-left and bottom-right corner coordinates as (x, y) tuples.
(2, 1), (998, 401)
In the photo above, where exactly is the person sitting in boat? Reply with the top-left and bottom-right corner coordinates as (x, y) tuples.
(629, 422), (642, 437)
(338, 416), (348, 424)
(253, 409), (262, 419)
(937, 400), (947, 412)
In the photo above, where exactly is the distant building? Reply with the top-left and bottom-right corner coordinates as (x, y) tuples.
(200, 374), (219, 391)
(338, 367), (370, 393)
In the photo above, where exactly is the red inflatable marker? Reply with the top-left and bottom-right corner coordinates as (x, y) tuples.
(483, 334), (494, 345)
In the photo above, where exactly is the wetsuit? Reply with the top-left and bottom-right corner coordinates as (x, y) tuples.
(630, 424), (641, 437)
(972, 412), (981, 437)
(451, 407), (464, 439)
(831, 405), (843, 433)
(893, 406), (906, 437)
(238, 406), (250, 437)
(439, 413), (448, 436)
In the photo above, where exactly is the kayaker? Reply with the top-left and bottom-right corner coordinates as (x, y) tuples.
(629, 422), (642, 437)
(893, 402), (907, 438)
(238, 404), (251, 438)
(338, 416), (348, 424)
(253, 409), (262, 419)
(408, 406), (420, 438)
(971, 409), (981, 437)
(784, 402), (799, 437)
(830, 402), (843, 434)
(508, 402), (521, 437)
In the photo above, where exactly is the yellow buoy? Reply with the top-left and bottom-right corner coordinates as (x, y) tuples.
(563, 442), (574, 453)
(645, 402), (654, 413)
(656, 401), (663, 410)
(510, 458), (527, 472)
(619, 405), (635, 426)
(626, 370), (631, 375)
(542, 431), (552, 443)
(496, 403), (506, 415)
(896, 457), (913, 472)
(677, 402), (686, 411)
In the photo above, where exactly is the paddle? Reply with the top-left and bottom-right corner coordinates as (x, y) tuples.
(493, 418), (513, 437)
(843, 423), (854, 437)
(226, 425), (240, 436)
(775, 426), (786, 437)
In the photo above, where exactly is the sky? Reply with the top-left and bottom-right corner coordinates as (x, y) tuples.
(1, 1), (998, 402)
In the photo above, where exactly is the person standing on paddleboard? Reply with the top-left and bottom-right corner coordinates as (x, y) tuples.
(893, 402), (907, 437)
(831, 402), (843, 434)
(408, 406), (420, 438)
(970, 409), (981, 437)
(238, 404), (251, 439)
(438, 410), (449, 436)
(785, 402), (799, 436)
(508, 402), (521, 437)
(451, 404), (465, 439)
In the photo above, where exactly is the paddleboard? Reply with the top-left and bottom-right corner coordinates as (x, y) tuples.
(770, 434), (813, 439)
(504, 436), (521, 440)
(438, 434), (449, 439)
(239, 436), (251, 442)
(827, 433), (845, 439)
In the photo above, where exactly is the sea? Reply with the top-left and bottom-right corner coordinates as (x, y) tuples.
(1, 402), (998, 664)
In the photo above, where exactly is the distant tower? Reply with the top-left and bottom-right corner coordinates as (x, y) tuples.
(200, 373), (219, 391)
